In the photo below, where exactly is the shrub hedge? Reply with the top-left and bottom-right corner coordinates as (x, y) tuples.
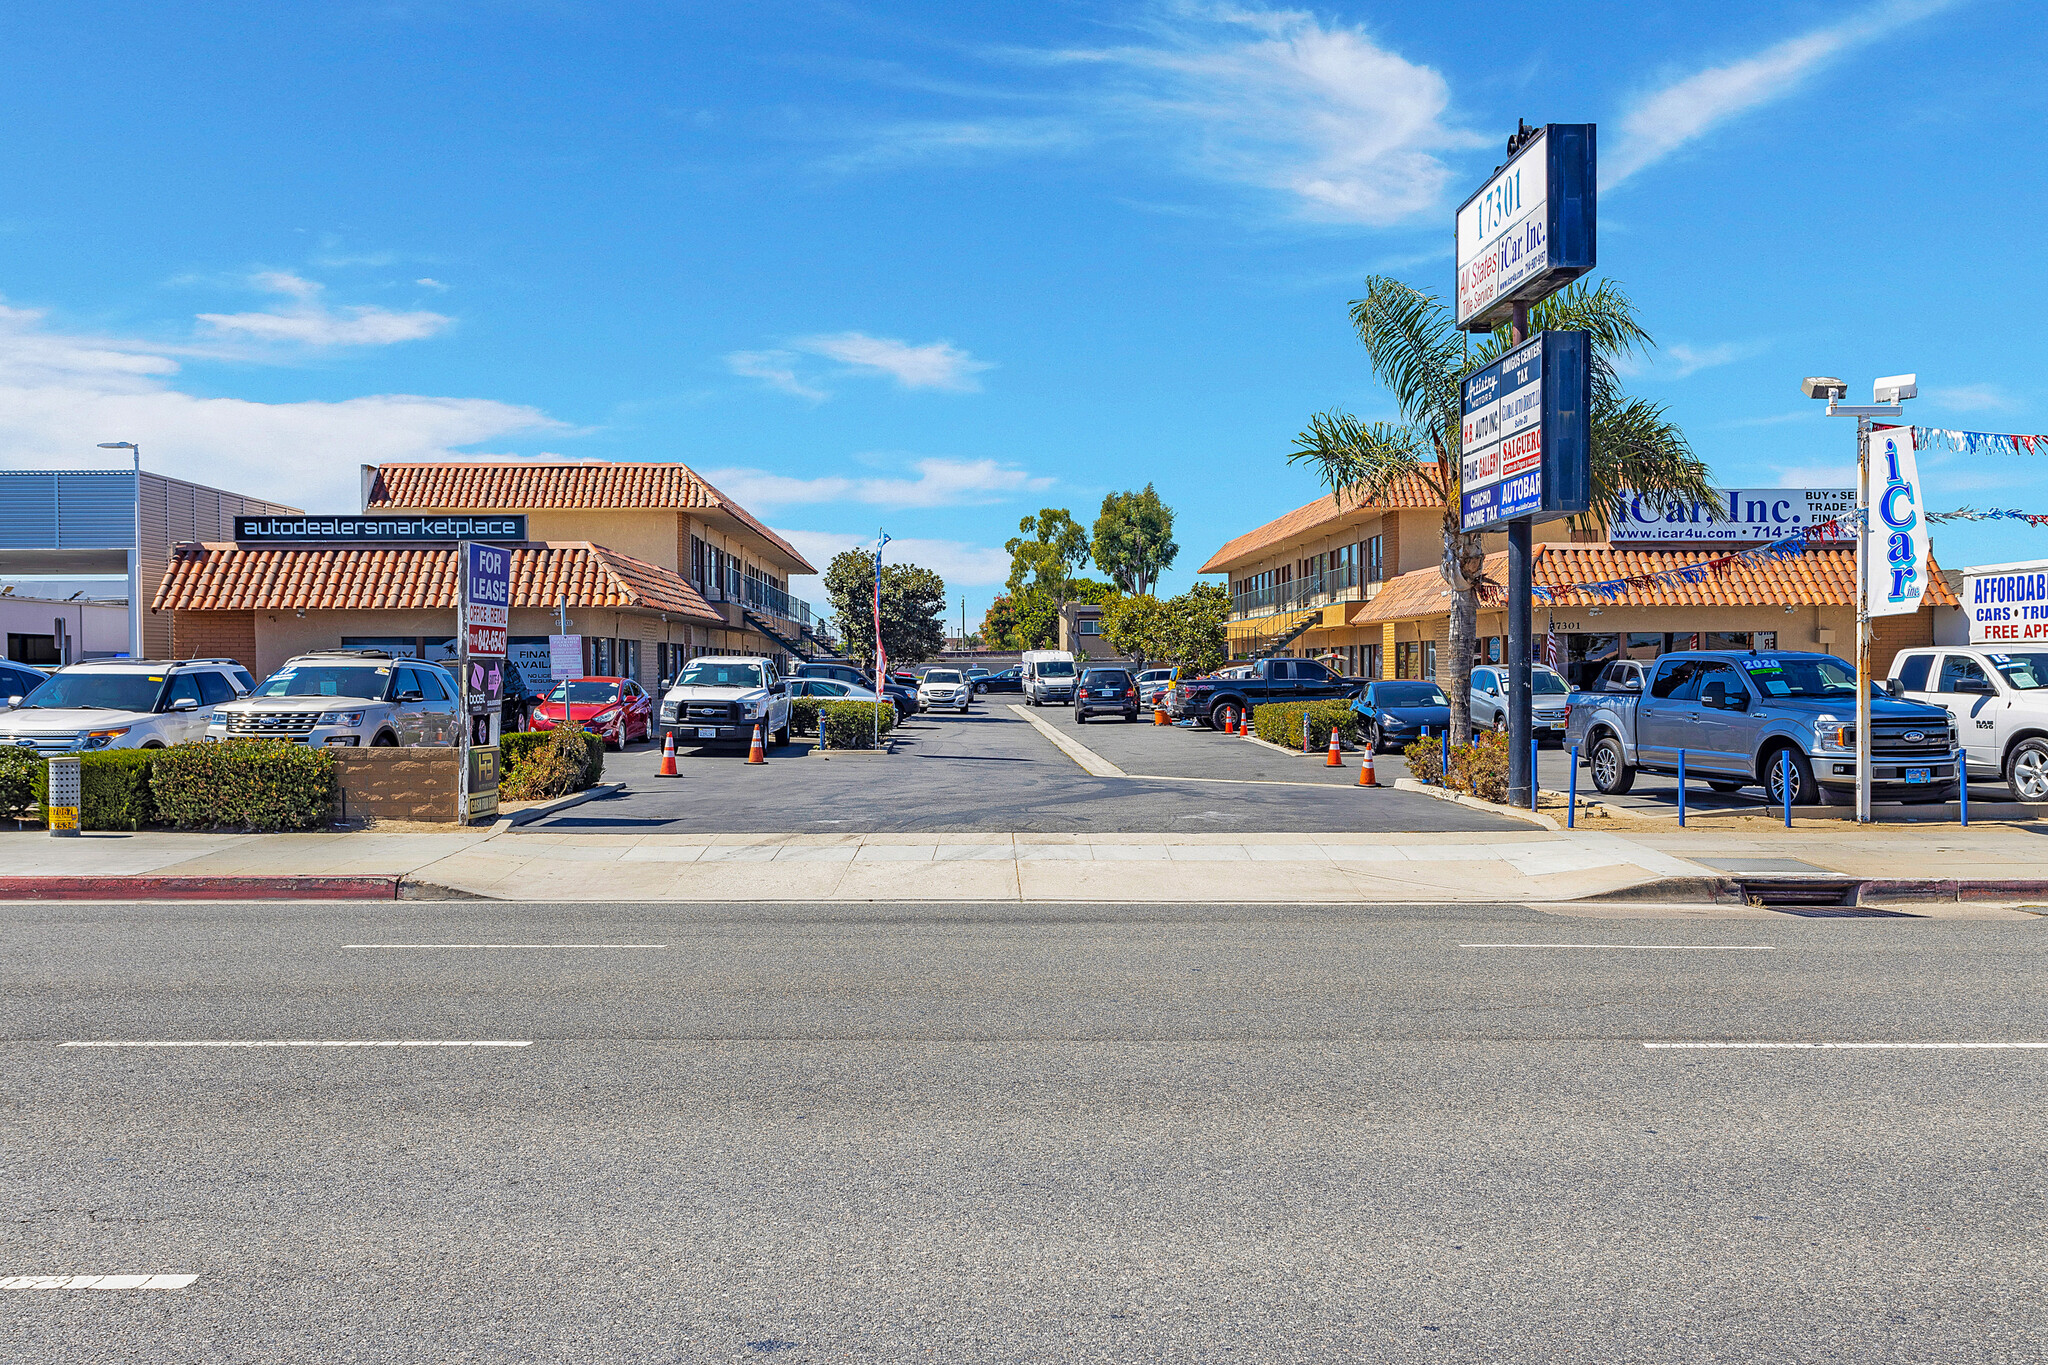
(0, 746), (38, 822)
(500, 725), (604, 800)
(500, 728), (602, 789)
(1403, 728), (1510, 804)
(152, 740), (338, 831)
(818, 700), (895, 750)
(1251, 700), (1364, 751)
(32, 749), (162, 831)
(788, 696), (822, 736)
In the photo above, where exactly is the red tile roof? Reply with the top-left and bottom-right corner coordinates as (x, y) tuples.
(1198, 467), (1448, 573)
(363, 462), (815, 573)
(1349, 544), (1959, 622)
(152, 541), (725, 622)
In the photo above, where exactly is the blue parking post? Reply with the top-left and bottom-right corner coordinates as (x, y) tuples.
(1677, 748), (1687, 827)
(1567, 744), (1579, 828)
(1441, 728), (1450, 774)
(1530, 734), (1540, 811)
(1958, 750), (1969, 827)
(1780, 748), (1792, 827)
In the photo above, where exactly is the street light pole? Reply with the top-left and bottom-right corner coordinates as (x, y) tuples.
(97, 442), (141, 660)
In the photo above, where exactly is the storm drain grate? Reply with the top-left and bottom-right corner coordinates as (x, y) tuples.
(1737, 877), (1859, 908)
(1767, 904), (1923, 918)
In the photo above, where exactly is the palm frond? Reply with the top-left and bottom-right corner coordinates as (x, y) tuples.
(1287, 410), (1439, 507)
(1587, 396), (1723, 526)
(1348, 277), (1463, 431)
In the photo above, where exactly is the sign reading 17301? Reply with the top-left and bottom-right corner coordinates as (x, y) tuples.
(1454, 124), (1598, 333)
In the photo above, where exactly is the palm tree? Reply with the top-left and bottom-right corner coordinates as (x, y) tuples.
(1289, 275), (1718, 744)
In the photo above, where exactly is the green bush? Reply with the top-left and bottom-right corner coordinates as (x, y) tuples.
(1404, 728), (1509, 804)
(500, 728), (601, 790)
(788, 695), (822, 736)
(501, 724), (602, 800)
(151, 741), (337, 832)
(32, 749), (162, 831)
(818, 700), (895, 750)
(1251, 700), (1364, 751)
(0, 746), (38, 821)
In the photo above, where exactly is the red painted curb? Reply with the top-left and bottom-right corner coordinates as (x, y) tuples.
(0, 876), (403, 901)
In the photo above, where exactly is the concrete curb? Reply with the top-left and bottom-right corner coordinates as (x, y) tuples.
(1007, 705), (1127, 778)
(1569, 874), (2048, 906)
(0, 875), (403, 901)
(1393, 778), (1561, 831)
(491, 782), (626, 831)
(807, 742), (896, 759)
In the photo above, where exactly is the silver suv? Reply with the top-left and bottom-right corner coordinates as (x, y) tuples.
(208, 651), (460, 748)
(0, 658), (253, 756)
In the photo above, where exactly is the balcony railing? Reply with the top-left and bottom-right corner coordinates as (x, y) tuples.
(1229, 559), (1385, 621)
(697, 566), (815, 630)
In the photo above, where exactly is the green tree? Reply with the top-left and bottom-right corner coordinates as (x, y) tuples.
(1099, 593), (1170, 667)
(822, 550), (948, 668)
(1091, 485), (1180, 596)
(1007, 584), (1062, 650)
(1287, 276), (1717, 743)
(1163, 582), (1229, 675)
(980, 594), (1018, 649)
(1005, 509), (1090, 607)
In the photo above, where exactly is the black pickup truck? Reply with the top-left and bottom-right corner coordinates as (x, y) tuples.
(1166, 657), (1368, 730)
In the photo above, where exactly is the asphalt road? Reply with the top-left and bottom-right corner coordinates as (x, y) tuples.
(540, 704), (1518, 834)
(6, 898), (2045, 1362)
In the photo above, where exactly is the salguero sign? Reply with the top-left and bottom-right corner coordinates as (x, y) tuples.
(1458, 330), (1592, 532)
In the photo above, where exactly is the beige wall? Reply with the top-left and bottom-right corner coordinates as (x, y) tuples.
(395, 507), (683, 572)
(233, 607), (697, 688)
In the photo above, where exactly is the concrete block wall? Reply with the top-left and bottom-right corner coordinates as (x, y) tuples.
(165, 610), (257, 673)
(334, 748), (461, 824)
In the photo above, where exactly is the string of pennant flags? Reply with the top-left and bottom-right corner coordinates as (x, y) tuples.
(1914, 426), (2048, 458)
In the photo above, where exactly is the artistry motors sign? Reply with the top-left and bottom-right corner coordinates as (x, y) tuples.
(1455, 124), (1598, 332)
(1459, 330), (1592, 532)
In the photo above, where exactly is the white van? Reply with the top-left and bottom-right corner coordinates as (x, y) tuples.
(1021, 650), (1078, 706)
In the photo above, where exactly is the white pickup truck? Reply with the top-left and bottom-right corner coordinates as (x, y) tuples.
(1889, 646), (2048, 801)
(658, 655), (791, 748)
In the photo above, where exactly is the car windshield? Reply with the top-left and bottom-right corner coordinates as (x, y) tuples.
(255, 664), (391, 699)
(18, 671), (165, 712)
(1377, 683), (1447, 706)
(924, 671), (964, 684)
(1740, 655), (1858, 698)
(550, 681), (621, 703)
(1034, 660), (1076, 677)
(1986, 652), (2048, 689)
(1533, 671), (1569, 695)
(673, 663), (763, 690)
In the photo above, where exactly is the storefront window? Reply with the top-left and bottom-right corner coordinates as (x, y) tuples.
(1623, 632), (1662, 659)
(1423, 640), (1437, 681)
(342, 637), (420, 659)
(1567, 633), (1619, 689)
(1704, 632), (1751, 651)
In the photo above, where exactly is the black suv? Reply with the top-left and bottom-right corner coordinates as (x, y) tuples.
(1075, 666), (1139, 723)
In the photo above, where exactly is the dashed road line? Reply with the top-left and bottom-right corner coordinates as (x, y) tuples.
(1643, 1041), (2048, 1050)
(3, 1275), (197, 1290)
(58, 1040), (532, 1049)
(1462, 943), (1774, 950)
(342, 943), (667, 949)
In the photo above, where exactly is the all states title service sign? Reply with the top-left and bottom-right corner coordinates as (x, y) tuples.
(1455, 124), (1597, 333)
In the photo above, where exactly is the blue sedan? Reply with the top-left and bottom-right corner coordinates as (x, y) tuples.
(1352, 680), (1451, 753)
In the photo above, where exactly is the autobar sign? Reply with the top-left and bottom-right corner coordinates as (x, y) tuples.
(1459, 330), (1591, 532)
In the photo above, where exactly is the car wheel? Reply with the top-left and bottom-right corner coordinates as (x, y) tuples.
(1075, 709), (1088, 724)
(1590, 734), (1635, 795)
(1764, 746), (1820, 806)
(2008, 738), (2048, 802)
(1492, 713), (1508, 734)
(775, 722), (790, 747)
(1211, 703), (1237, 732)
(371, 731), (398, 747)
(1366, 723), (1383, 754)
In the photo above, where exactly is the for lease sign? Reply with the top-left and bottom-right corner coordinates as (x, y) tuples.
(1966, 560), (2048, 643)
(463, 541), (511, 658)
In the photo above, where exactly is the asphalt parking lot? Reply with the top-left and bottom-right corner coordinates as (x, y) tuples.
(523, 703), (1524, 835)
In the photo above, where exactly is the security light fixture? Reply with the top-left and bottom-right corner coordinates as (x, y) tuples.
(1801, 377), (1848, 401)
(1873, 373), (1918, 404)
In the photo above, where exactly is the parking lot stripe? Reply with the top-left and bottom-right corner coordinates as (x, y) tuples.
(2, 1275), (198, 1290)
(1642, 1042), (2048, 1049)
(1462, 944), (1774, 950)
(1006, 705), (1126, 778)
(58, 1040), (532, 1048)
(341, 943), (667, 949)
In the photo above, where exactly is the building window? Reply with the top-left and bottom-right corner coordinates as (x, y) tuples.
(342, 636), (421, 659)
(1423, 640), (1437, 680)
(1366, 535), (1384, 582)
(7, 634), (60, 667)
(1395, 641), (1418, 679)
(1078, 618), (1100, 635)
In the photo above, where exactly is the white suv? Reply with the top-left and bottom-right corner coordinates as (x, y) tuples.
(208, 651), (461, 748)
(0, 658), (254, 756)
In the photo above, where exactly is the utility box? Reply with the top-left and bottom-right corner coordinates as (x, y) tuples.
(46, 755), (80, 837)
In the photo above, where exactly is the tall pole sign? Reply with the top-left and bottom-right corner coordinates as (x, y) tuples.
(1453, 121), (1597, 808)
(457, 541), (511, 823)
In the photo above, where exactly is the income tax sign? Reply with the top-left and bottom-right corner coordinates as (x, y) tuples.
(1459, 330), (1592, 532)
(462, 541), (510, 658)
(1455, 124), (1597, 332)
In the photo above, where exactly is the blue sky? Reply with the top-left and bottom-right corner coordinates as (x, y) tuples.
(0, 0), (2040, 626)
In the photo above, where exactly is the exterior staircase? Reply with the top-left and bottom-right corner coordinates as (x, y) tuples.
(1248, 609), (1323, 660)
(743, 608), (818, 662)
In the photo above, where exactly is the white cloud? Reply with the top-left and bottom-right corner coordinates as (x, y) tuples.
(777, 530), (1013, 587)
(1035, 4), (1479, 225)
(196, 271), (452, 347)
(727, 333), (993, 399)
(415, 278), (449, 292)
(1926, 383), (2019, 414)
(1606, 0), (1962, 187)
(703, 457), (1052, 510)
(0, 299), (565, 513)
(1616, 339), (1769, 381)
(823, 118), (1088, 173)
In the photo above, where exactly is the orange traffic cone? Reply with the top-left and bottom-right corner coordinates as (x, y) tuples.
(1326, 725), (1343, 767)
(657, 731), (679, 777)
(747, 721), (766, 765)
(1359, 746), (1379, 787)
(1153, 705), (1167, 726)
(1241, 709), (1255, 739)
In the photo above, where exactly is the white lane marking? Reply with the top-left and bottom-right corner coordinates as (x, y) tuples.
(1461, 943), (1775, 950)
(2, 1274), (197, 1290)
(1004, 705), (1127, 778)
(1643, 1042), (2048, 1050)
(59, 1040), (531, 1048)
(341, 944), (667, 949)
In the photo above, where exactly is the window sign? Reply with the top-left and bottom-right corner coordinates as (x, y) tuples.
(1965, 558), (2048, 643)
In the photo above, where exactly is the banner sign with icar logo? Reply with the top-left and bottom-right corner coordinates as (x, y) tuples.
(1459, 330), (1592, 532)
(1866, 427), (1929, 619)
(462, 541), (510, 658)
(1608, 489), (1856, 543)
(1454, 124), (1597, 332)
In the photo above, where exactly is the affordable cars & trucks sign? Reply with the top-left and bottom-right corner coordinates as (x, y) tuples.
(1965, 559), (2048, 643)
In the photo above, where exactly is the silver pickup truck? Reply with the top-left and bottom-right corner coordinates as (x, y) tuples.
(1564, 650), (1959, 805)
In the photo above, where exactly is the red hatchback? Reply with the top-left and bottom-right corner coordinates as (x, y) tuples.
(530, 676), (654, 750)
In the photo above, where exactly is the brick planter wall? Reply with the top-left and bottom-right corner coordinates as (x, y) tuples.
(334, 748), (462, 825)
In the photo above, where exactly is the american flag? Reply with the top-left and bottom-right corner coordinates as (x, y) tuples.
(1542, 630), (1564, 672)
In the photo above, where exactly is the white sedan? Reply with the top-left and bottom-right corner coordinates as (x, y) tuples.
(917, 669), (973, 714)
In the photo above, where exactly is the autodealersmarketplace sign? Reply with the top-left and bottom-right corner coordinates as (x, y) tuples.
(1609, 490), (1856, 543)
(1964, 559), (2048, 643)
